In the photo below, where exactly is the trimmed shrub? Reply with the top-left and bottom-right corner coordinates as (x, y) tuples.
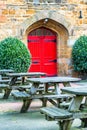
(72, 35), (87, 73)
(0, 37), (31, 72)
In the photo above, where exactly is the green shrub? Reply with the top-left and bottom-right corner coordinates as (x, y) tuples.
(72, 35), (87, 73)
(0, 37), (31, 72)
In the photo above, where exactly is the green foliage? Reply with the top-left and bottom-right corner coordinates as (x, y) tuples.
(0, 37), (31, 72)
(72, 35), (87, 73)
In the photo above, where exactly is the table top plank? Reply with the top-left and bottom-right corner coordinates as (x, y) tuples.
(6, 72), (46, 77)
(0, 79), (11, 83)
(62, 86), (87, 96)
(27, 77), (81, 83)
(0, 69), (14, 74)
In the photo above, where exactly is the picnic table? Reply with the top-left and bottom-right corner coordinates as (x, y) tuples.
(61, 86), (87, 127)
(40, 85), (87, 130)
(6, 72), (46, 86)
(12, 76), (81, 113)
(27, 76), (81, 95)
(1, 72), (45, 99)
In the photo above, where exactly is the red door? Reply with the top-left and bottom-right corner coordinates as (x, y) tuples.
(27, 27), (57, 77)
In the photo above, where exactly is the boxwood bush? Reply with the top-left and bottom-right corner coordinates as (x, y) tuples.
(72, 35), (87, 74)
(0, 37), (31, 72)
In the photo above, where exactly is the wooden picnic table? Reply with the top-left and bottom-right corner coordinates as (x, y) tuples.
(0, 72), (45, 99)
(27, 76), (81, 95)
(11, 76), (80, 113)
(40, 85), (87, 130)
(20, 76), (80, 111)
(6, 72), (46, 85)
(61, 86), (87, 128)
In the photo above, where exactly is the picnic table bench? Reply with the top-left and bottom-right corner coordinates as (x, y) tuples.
(11, 90), (73, 113)
(40, 106), (87, 130)
(40, 106), (73, 130)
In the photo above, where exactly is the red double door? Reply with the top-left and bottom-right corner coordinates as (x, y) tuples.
(27, 27), (57, 77)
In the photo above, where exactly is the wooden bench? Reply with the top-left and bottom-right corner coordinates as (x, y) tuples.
(11, 90), (74, 113)
(40, 106), (73, 130)
(11, 90), (46, 113)
(40, 106), (87, 130)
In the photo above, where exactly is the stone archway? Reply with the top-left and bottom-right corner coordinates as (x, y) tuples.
(18, 11), (73, 76)
(19, 10), (72, 35)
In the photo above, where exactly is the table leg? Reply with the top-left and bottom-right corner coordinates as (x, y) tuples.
(3, 89), (12, 99)
(30, 83), (39, 94)
(0, 75), (2, 79)
(10, 77), (17, 86)
(22, 77), (25, 85)
(68, 96), (83, 112)
(41, 98), (47, 107)
(44, 83), (49, 93)
(20, 99), (32, 113)
(80, 118), (87, 127)
(80, 97), (87, 128)
(0, 75), (2, 91)
(55, 83), (61, 94)
(58, 119), (73, 130)
(63, 82), (71, 87)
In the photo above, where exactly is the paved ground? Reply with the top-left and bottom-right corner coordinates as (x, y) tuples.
(0, 82), (86, 130)
(0, 94), (82, 130)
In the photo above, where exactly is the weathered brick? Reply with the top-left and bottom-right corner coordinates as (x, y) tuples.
(26, 9), (35, 15)
(2, 9), (9, 15)
(0, 15), (7, 22)
(9, 9), (15, 15)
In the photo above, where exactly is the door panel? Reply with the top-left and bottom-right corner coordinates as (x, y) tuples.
(28, 36), (41, 72)
(42, 36), (57, 76)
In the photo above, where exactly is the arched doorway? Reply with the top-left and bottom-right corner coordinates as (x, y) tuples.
(27, 27), (57, 76)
